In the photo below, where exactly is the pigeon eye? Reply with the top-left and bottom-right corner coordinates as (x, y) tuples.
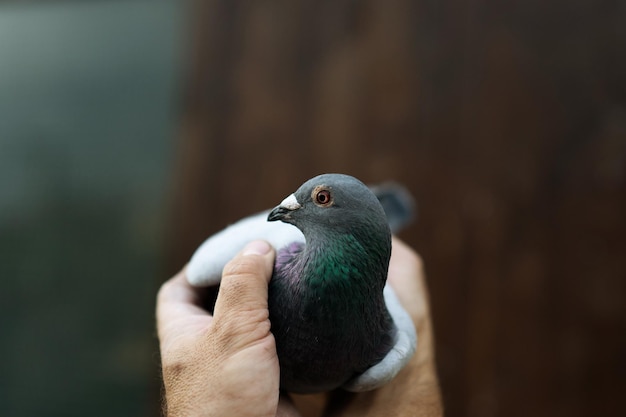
(313, 188), (333, 207)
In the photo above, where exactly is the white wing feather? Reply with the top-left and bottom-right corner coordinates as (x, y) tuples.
(187, 210), (304, 286)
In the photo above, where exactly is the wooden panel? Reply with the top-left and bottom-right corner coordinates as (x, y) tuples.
(166, 1), (626, 416)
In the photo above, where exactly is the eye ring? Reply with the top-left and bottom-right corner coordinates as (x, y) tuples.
(312, 186), (333, 207)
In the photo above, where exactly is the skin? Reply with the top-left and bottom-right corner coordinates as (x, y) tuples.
(157, 237), (442, 417)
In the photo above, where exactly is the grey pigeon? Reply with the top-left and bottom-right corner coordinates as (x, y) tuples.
(187, 174), (417, 393)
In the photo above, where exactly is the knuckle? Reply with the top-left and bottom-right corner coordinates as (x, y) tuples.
(212, 309), (272, 345)
(222, 256), (262, 278)
(162, 354), (186, 377)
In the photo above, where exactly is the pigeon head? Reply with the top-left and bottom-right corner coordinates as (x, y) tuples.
(268, 174), (391, 249)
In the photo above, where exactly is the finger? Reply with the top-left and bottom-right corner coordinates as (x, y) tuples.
(212, 240), (275, 322)
(156, 269), (211, 340)
(388, 237), (424, 287)
(388, 236), (429, 323)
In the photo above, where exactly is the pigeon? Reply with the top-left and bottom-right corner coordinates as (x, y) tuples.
(187, 174), (417, 393)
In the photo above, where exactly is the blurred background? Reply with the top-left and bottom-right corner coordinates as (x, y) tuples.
(1, 1), (624, 417)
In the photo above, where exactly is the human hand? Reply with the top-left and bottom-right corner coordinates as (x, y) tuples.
(157, 237), (441, 416)
(157, 240), (300, 417)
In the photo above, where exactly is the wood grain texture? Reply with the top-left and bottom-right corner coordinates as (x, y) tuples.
(166, 1), (626, 416)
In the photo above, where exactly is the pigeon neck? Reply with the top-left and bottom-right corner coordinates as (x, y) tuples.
(300, 231), (389, 291)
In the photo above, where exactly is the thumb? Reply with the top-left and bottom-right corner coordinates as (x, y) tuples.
(212, 240), (275, 331)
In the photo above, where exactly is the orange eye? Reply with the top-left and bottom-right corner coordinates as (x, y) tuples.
(315, 190), (332, 206)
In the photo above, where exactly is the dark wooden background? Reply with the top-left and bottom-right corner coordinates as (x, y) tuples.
(165, 1), (626, 416)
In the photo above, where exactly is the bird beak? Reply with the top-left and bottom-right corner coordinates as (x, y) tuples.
(268, 193), (301, 222)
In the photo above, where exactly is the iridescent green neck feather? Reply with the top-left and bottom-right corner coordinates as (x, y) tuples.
(300, 229), (390, 295)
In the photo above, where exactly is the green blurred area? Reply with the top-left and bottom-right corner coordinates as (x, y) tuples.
(0, 1), (183, 416)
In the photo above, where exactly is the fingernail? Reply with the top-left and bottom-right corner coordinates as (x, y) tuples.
(242, 240), (272, 256)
